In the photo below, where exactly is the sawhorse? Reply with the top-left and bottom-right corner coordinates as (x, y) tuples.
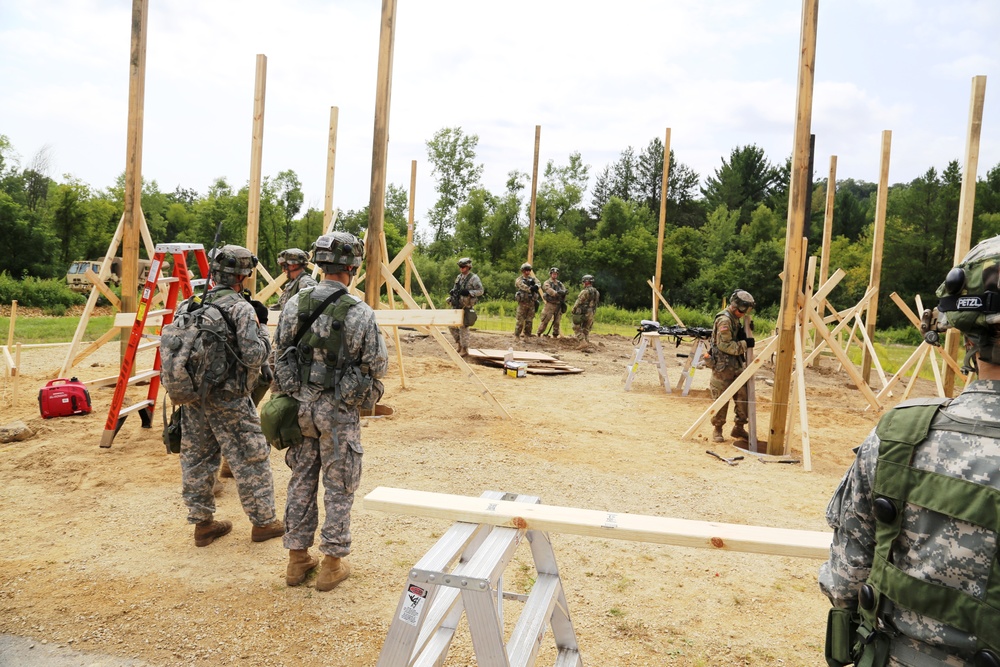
(376, 491), (582, 667)
(623, 332), (671, 393)
(674, 338), (709, 397)
(99, 243), (209, 448)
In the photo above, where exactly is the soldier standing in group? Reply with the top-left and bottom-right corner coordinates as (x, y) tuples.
(513, 262), (540, 339)
(571, 274), (600, 346)
(708, 289), (755, 443)
(448, 257), (484, 356)
(820, 236), (1000, 666)
(178, 245), (283, 547)
(537, 267), (567, 337)
(272, 232), (388, 591)
(274, 247), (317, 312)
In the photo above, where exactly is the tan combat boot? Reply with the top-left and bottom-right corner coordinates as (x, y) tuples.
(316, 555), (351, 592)
(286, 549), (319, 586)
(731, 424), (750, 440)
(194, 517), (232, 547)
(712, 425), (725, 443)
(251, 520), (285, 543)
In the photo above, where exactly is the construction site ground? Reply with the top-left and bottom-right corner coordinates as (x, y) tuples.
(0, 324), (930, 666)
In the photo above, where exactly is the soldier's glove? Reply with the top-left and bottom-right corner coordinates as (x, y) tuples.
(250, 300), (269, 325)
(259, 363), (274, 383)
(460, 289), (470, 296)
(745, 337), (755, 349)
(530, 284), (540, 293)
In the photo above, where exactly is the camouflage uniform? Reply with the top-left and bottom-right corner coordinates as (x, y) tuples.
(709, 309), (749, 430)
(537, 276), (567, 336)
(274, 280), (388, 558)
(819, 381), (1000, 665)
(449, 270), (484, 353)
(513, 274), (539, 338)
(179, 288), (278, 528)
(571, 285), (600, 341)
(276, 271), (318, 312)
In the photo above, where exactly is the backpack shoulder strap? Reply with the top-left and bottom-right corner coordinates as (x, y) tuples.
(293, 287), (346, 347)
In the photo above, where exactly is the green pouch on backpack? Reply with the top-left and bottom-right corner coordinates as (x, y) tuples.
(260, 393), (303, 450)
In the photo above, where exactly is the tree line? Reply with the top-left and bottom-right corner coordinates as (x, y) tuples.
(3, 130), (1000, 329)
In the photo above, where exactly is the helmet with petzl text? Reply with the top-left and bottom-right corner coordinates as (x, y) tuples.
(933, 235), (1000, 371)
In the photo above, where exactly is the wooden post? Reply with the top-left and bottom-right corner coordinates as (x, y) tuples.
(120, 0), (149, 357)
(6, 300), (16, 348)
(768, 0), (818, 456)
(364, 0), (397, 310)
(323, 106), (340, 233)
(245, 54), (267, 295)
(13, 342), (21, 406)
(860, 130), (891, 383)
(653, 128), (671, 321)
(527, 125), (541, 266)
(944, 75), (988, 396)
(405, 160), (416, 294)
(819, 156), (836, 311)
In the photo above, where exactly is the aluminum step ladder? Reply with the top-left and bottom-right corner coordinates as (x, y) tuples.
(99, 243), (209, 448)
(376, 491), (583, 667)
(623, 332), (671, 393)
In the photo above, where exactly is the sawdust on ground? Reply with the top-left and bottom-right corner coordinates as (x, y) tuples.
(0, 326), (932, 666)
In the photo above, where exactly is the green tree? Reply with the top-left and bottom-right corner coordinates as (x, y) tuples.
(701, 144), (782, 230)
(426, 127), (483, 250)
(534, 154), (588, 233)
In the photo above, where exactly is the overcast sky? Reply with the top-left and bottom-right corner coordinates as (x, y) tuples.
(2, 0), (998, 233)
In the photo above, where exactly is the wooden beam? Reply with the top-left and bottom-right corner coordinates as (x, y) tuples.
(653, 128), (671, 321)
(84, 269), (121, 309)
(120, 0), (148, 318)
(527, 125), (541, 266)
(245, 53), (267, 295)
(794, 318), (812, 471)
(405, 159), (416, 293)
(889, 291), (964, 378)
(818, 156), (837, 309)
(324, 106), (339, 232)
(375, 309), (463, 327)
(646, 279), (685, 327)
(769, 0), (818, 456)
(861, 130), (891, 382)
(808, 306), (881, 410)
(72, 326), (122, 367)
(363, 487), (832, 560)
(6, 300), (16, 348)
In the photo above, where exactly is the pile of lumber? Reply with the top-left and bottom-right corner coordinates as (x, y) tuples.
(466, 348), (584, 375)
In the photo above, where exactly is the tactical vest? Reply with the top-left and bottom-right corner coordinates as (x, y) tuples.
(710, 310), (743, 372)
(295, 287), (361, 390)
(827, 398), (1000, 667)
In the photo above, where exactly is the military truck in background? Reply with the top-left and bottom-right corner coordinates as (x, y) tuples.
(66, 257), (152, 292)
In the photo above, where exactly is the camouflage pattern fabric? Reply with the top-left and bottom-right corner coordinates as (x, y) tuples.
(276, 271), (318, 312)
(537, 277), (567, 336)
(178, 287), (276, 526)
(709, 309), (749, 427)
(819, 380), (1000, 665)
(571, 285), (600, 340)
(273, 279), (388, 557)
(449, 271), (484, 350)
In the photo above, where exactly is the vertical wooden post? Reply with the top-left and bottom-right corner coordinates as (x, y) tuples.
(405, 160), (417, 294)
(861, 131), (891, 383)
(527, 125), (541, 266)
(323, 106), (340, 233)
(245, 54), (267, 295)
(944, 75), (988, 395)
(818, 156), (837, 311)
(653, 128), (672, 321)
(12, 342), (21, 407)
(6, 300), (16, 348)
(120, 0), (148, 348)
(365, 0), (397, 309)
(768, 0), (818, 456)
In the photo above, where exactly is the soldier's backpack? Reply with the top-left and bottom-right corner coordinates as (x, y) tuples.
(159, 294), (240, 405)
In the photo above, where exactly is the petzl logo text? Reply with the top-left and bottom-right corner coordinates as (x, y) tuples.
(957, 296), (983, 309)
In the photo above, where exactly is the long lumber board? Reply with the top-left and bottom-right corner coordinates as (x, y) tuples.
(364, 486), (832, 560)
(468, 348), (562, 362)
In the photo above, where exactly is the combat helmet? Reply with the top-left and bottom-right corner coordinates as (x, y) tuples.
(520, 262), (532, 272)
(210, 245), (258, 285)
(549, 267), (560, 274)
(311, 232), (364, 275)
(458, 257), (473, 268)
(730, 289), (755, 311)
(277, 248), (309, 266)
(932, 235), (1000, 368)
(581, 274), (595, 284)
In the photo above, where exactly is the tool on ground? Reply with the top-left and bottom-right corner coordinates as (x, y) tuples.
(706, 450), (744, 466)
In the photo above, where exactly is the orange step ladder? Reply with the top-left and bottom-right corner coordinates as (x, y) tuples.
(99, 243), (210, 448)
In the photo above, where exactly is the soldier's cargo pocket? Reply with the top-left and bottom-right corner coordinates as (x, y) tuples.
(241, 423), (271, 464)
(342, 438), (363, 494)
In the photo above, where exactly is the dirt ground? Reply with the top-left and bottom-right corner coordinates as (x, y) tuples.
(0, 324), (935, 666)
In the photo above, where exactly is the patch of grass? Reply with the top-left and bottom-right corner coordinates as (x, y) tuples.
(606, 608), (624, 617)
(1, 315), (117, 345)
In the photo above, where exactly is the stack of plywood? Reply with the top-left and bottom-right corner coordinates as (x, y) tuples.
(466, 348), (584, 375)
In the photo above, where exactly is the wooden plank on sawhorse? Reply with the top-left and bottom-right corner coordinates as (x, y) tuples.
(375, 490), (581, 667)
(623, 332), (671, 393)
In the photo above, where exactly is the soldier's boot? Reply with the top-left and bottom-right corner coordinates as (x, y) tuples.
(286, 549), (319, 587)
(316, 556), (351, 592)
(251, 520), (285, 543)
(731, 424), (750, 440)
(712, 425), (725, 443)
(194, 517), (232, 547)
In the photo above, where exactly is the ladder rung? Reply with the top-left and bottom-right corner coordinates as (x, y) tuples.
(157, 277), (179, 284)
(83, 374), (120, 388)
(147, 309), (172, 319)
(137, 341), (161, 352)
(507, 574), (561, 666)
(128, 369), (160, 384)
(119, 400), (154, 417)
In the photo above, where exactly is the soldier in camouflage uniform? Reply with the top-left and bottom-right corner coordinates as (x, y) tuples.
(708, 290), (755, 443)
(273, 232), (388, 591)
(819, 237), (1000, 667)
(274, 247), (317, 313)
(537, 267), (567, 337)
(571, 275), (600, 344)
(513, 262), (540, 339)
(448, 257), (484, 356)
(178, 245), (283, 547)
